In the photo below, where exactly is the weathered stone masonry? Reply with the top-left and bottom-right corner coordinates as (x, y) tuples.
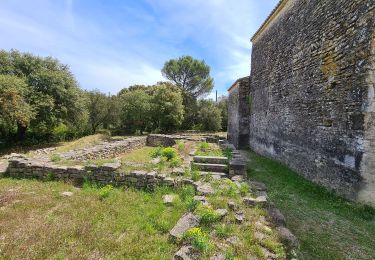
(227, 76), (251, 149)
(229, 0), (375, 205)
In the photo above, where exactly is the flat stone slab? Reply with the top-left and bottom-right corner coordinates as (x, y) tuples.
(163, 194), (176, 205)
(215, 208), (228, 219)
(193, 196), (209, 206)
(173, 245), (199, 260)
(249, 181), (267, 191)
(61, 191), (74, 197)
(193, 156), (228, 164)
(243, 196), (267, 207)
(192, 163), (227, 173)
(200, 172), (227, 179)
(195, 182), (214, 195)
(170, 213), (200, 239)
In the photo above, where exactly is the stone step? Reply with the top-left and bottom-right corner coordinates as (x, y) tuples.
(193, 156), (228, 164)
(200, 171), (228, 178)
(192, 163), (227, 173)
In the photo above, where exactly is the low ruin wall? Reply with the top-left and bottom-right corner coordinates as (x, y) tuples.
(6, 155), (191, 189)
(60, 136), (147, 161)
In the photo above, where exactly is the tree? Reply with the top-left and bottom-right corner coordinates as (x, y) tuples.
(85, 90), (109, 133)
(0, 50), (85, 140)
(162, 56), (214, 98)
(151, 83), (184, 132)
(197, 100), (222, 131)
(217, 96), (228, 131)
(0, 75), (34, 139)
(120, 89), (151, 134)
(162, 56), (214, 128)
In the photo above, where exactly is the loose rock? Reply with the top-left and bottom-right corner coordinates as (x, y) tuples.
(170, 213), (200, 239)
(163, 194), (176, 205)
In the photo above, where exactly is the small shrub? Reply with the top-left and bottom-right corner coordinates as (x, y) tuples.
(161, 147), (177, 160)
(199, 142), (209, 151)
(170, 156), (182, 167)
(96, 129), (111, 136)
(99, 185), (113, 199)
(183, 227), (212, 252)
(50, 154), (62, 162)
(150, 146), (163, 158)
(195, 204), (220, 225)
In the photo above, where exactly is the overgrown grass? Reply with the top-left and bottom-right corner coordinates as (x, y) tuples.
(195, 143), (224, 157)
(246, 150), (375, 259)
(0, 178), (194, 259)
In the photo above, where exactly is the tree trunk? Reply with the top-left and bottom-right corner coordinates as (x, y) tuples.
(16, 123), (27, 142)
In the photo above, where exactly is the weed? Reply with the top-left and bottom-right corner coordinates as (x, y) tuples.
(183, 227), (212, 252)
(176, 141), (185, 152)
(150, 146), (163, 158)
(223, 147), (233, 160)
(191, 170), (200, 182)
(98, 185), (113, 199)
(239, 183), (250, 196)
(199, 142), (209, 151)
(216, 224), (234, 239)
(50, 154), (62, 162)
(195, 204), (220, 226)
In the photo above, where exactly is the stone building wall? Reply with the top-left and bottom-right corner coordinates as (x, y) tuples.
(227, 76), (251, 148)
(248, 0), (375, 205)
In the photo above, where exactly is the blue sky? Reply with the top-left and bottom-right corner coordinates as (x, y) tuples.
(0, 0), (278, 98)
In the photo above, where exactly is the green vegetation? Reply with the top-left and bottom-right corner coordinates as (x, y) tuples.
(160, 147), (178, 160)
(0, 51), (227, 150)
(0, 178), (194, 259)
(183, 227), (212, 252)
(50, 154), (62, 162)
(195, 142), (224, 157)
(194, 204), (220, 226)
(247, 150), (375, 259)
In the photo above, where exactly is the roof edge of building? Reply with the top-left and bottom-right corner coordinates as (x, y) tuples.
(227, 76), (250, 92)
(250, 0), (289, 42)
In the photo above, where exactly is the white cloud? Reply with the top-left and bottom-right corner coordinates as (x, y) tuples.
(0, 0), (279, 95)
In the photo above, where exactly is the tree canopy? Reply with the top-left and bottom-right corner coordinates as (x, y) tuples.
(161, 55), (214, 98)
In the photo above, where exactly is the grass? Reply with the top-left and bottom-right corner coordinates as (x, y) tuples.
(246, 150), (375, 260)
(195, 143), (224, 157)
(0, 178), (194, 259)
(120, 146), (157, 164)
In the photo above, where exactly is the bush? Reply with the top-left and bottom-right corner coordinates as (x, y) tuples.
(161, 147), (177, 160)
(223, 147), (233, 160)
(195, 204), (220, 225)
(52, 123), (69, 142)
(99, 185), (113, 199)
(150, 146), (163, 158)
(183, 227), (212, 252)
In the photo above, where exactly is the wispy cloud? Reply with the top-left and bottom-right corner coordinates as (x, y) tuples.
(0, 0), (278, 95)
